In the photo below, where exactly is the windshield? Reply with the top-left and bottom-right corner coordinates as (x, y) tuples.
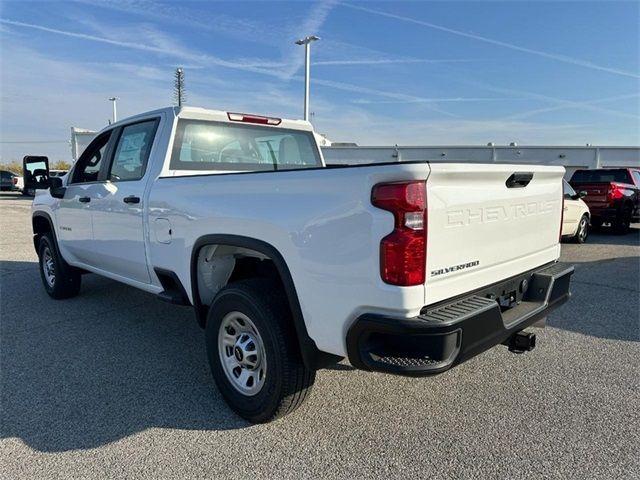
(570, 169), (632, 184)
(170, 120), (322, 172)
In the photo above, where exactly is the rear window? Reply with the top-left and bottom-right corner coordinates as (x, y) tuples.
(570, 169), (632, 184)
(170, 120), (322, 171)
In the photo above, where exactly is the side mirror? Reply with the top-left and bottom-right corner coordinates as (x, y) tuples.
(23, 156), (50, 195)
(579, 190), (587, 198)
(49, 176), (66, 199)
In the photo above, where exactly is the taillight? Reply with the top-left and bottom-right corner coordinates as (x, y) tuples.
(12, 177), (17, 185)
(227, 112), (281, 125)
(608, 183), (625, 201)
(371, 181), (427, 286)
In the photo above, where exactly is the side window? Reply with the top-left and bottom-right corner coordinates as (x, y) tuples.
(632, 170), (640, 187)
(563, 180), (576, 198)
(72, 133), (111, 184)
(109, 120), (158, 182)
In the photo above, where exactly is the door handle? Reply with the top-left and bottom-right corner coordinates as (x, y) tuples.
(78, 196), (91, 203)
(505, 172), (533, 188)
(123, 195), (141, 204)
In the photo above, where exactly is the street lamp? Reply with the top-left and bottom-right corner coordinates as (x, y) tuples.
(295, 35), (320, 122)
(108, 97), (119, 123)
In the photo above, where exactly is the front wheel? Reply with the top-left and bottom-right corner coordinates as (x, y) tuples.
(38, 233), (81, 299)
(205, 279), (315, 423)
(572, 215), (589, 243)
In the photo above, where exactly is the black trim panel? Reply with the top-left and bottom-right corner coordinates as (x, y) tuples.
(347, 262), (574, 376)
(190, 234), (341, 369)
(154, 267), (191, 306)
(31, 211), (57, 254)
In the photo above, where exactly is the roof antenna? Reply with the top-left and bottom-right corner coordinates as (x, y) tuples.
(174, 67), (186, 107)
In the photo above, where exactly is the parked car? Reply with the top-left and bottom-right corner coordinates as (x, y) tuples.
(26, 106), (573, 423)
(0, 170), (19, 191)
(49, 169), (68, 178)
(561, 180), (590, 243)
(14, 174), (24, 192)
(569, 168), (640, 233)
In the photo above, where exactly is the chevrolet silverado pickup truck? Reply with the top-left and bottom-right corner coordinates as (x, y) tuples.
(569, 167), (640, 234)
(26, 106), (573, 422)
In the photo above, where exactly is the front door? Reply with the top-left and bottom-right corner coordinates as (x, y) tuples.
(90, 118), (159, 284)
(56, 132), (113, 266)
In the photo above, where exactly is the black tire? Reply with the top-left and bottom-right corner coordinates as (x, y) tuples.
(38, 233), (81, 299)
(205, 279), (315, 423)
(572, 215), (589, 243)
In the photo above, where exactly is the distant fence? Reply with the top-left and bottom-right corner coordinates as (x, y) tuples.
(322, 145), (640, 178)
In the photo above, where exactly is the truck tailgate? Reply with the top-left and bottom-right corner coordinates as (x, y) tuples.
(425, 163), (564, 306)
(570, 182), (610, 209)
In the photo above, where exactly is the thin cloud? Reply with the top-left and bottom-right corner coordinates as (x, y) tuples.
(282, 0), (340, 78)
(466, 81), (640, 121)
(72, 0), (283, 47)
(1, 17), (461, 119)
(351, 97), (518, 105)
(504, 93), (640, 120)
(306, 77), (458, 117)
(0, 18), (283, 77)
(342, 2), (640, 79)
(314, 58), (478, 66)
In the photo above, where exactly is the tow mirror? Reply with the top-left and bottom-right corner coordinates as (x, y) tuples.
(23, 156), (50, 195)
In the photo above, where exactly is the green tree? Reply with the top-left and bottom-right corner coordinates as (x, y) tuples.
(0, 162), (23, 175)
(51, 160), (72, 171)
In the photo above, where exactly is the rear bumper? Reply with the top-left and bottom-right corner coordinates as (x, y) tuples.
(589, 207), (619, 222)
(346, 262), (574, 376)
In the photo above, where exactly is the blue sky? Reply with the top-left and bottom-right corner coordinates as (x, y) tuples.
(1, 0), (639, 161)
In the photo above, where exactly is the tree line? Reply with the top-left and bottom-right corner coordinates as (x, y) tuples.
(0, 160), (72, 175)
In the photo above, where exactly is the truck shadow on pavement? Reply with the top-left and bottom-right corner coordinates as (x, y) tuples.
(1, 250), (637, 453)
(1, 261), (249, 453)
(548, 256), (639, 342)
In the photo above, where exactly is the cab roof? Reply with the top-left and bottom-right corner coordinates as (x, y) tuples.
(106, 106), (314, 132)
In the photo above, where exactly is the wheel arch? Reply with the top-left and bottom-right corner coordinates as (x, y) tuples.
(32, 211), (57, 254)
(190, 234), (341, 370)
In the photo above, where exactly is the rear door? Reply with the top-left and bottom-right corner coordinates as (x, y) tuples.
(425, 163), (564, 306)
(89, 118), (160, 284)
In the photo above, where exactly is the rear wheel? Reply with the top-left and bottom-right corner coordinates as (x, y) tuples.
(572, 215), (589, 243)
(612, 209), (631, 235)
(205, 279), (315, 423)
(38, 233), (81, 299)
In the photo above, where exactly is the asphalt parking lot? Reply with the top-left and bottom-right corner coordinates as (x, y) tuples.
(1, 191), (638, 479)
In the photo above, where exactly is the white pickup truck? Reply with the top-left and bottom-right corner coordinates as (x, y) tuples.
(26, 106), (573, 422)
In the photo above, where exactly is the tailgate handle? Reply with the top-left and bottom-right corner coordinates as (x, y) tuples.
(506, 172), (533, 188)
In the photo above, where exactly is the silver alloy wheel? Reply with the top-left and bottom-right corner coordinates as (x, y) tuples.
(578, 217), (588, 242)
(218, 311), (267, 396)
(42, 246), (56, 287)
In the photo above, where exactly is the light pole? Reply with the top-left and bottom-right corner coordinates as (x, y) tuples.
(108, 97), (119, 123)
(295, 35), (319, 122)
